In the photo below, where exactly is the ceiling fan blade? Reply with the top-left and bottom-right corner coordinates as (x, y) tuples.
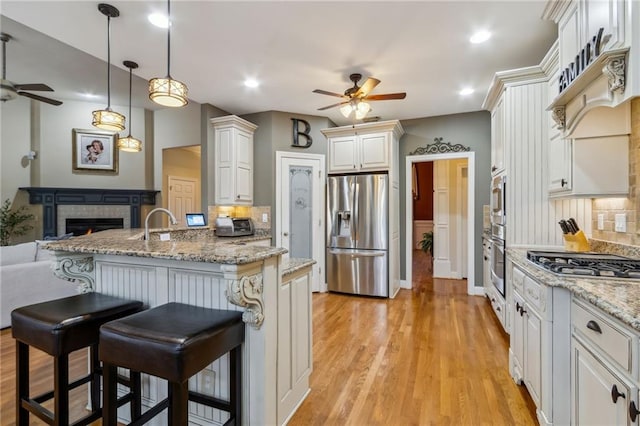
(19, 91), (63, 106)
(313, 89), (348, 98)
(14, 83), (54, 92)
(363, 92), (407, 101)
(355, 77), (381, 97)
(317, 101), (349, 111)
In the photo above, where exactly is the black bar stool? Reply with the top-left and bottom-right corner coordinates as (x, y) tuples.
(11, 292), (145, 426)
(99, 302), (244, 425)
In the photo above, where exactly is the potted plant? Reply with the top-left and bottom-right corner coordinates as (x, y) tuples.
(0, 199), (34, 246)
(419, 231), (434, 270)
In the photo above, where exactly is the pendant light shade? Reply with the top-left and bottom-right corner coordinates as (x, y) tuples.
(93, 3), (125, 131)
(149, 0), (188, 107)
(118, 60), (142, 152)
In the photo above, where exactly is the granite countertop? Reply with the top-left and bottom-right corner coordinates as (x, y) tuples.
(282, 258), (316, 278)
(41, 228), (285, 265)
(507, 247), (640, 331)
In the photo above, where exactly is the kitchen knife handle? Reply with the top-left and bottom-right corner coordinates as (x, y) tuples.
(569, 218), (580, 232)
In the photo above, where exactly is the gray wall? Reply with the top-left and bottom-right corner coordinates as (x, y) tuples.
(399, 111), (491, 285)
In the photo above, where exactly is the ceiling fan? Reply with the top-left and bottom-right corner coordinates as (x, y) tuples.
(0, 33), (63, 106)
(313, 73), (406, 119)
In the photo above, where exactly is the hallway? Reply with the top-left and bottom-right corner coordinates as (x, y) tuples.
(289, 254), (537, 425)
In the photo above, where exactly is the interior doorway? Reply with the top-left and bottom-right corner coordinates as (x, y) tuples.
(405, 152), (475, 294)
(162, 145), (201, 227)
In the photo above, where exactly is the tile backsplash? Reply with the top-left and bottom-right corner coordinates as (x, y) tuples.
(207, 205), (271, 231)
(591, 97), (640, 247)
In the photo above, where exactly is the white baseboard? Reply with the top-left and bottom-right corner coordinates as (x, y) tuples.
(469, 286), (486, 296)
(400, 279), (411, 289)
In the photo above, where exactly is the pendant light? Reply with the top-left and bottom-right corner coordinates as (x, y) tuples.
(92, 3), (125, 132)
(148, 0), (188, 107)
(117, 61), (142, 152)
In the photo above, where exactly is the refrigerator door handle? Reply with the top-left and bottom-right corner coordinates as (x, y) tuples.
(328, 249), (385, 257)
(353, 182), (360, 241)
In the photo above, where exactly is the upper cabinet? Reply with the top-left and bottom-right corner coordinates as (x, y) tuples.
(490, 95), (506, 175)
(211, 115), (258, 206)
(322, 121), (404, 175)
(543, 0), (639, 135)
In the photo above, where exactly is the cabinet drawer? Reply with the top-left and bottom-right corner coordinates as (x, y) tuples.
(572, 299), (633, 373)
(523, 275), (545, 313)
(512, 266), (525, 292)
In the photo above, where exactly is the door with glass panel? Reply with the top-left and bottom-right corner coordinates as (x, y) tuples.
(276, 152), (325, 292)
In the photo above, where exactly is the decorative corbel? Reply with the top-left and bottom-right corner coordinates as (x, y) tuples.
(603, 54), (626, 94)
(551, 106), (566, 129)
(52, 254), (95, 293)
(225, 273), (264, 329)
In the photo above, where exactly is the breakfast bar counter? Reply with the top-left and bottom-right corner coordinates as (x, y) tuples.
(43, 228), (313, 426)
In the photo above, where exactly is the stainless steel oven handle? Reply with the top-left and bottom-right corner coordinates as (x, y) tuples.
(328, 249), (384, 257)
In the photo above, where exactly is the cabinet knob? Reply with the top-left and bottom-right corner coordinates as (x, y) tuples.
(353, 165), (356, 169)
(586, 320), (602, 334)
(516, 302), (522, 313)
(629, 401), (640, 422)
(237, 195), (240, 199)
(496, 306), (501, 312)
(520, 307), (527, 317)
(491, 166), (497, 172)
(611, 384), (626, 403)
(484, 256), (488, 261)
(561, 178), (567, 187)
(283, 232), (289, 237)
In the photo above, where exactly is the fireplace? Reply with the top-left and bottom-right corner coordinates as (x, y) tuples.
(20, 187), (159, 238)
(66, 218), (124, 236)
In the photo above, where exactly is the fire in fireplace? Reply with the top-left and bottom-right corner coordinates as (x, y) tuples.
(66, 218), (124, 236)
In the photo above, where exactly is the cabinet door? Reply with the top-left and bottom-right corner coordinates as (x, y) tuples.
(328, 136), (358, 172)
(524, 308), (542, 407)
(215, 127), (235, 204)
(359, 132), (389, 171)
(235, 129), (253, 203)
(548, 137), (572, 193)
(491, 96), (505, 175)
(572, 339), (632, 426)
(511, 290), (525, 383)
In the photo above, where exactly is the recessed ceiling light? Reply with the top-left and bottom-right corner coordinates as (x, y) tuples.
(459, 88), (474, 96)
(80, 92), (100, 99)
(244, 79), (259, 88)
(148, 13), (169, 28)
(470, 31), (491, 44)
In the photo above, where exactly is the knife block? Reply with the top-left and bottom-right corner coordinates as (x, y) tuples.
(563, 230), (590, 252)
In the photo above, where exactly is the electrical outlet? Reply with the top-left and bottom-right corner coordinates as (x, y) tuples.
(159, 233), (170, 241)
(200, 369), (215, 395)
(597, 214), (605, 230)
(615, 213), (626, 232)
(262, 213), (269, 223)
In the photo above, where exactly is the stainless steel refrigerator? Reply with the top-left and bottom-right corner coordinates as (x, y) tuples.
(326, 173), (388, 297)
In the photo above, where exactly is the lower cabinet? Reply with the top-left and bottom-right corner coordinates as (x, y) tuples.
(571, 297), (639, 426)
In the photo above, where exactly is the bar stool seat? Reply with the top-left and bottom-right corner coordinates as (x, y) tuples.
(12, 292), (144, 426)
(100, 302), (244, 425)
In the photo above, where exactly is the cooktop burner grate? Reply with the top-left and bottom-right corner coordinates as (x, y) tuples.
(527, 251), (640, 278)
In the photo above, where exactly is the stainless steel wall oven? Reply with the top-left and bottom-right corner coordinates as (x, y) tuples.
(490, 174), (506, 297)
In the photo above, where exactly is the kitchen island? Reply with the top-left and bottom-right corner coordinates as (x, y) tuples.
(43, 228), (314, 426)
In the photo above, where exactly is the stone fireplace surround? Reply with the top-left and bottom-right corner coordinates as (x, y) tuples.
(20, 187), (159, 238)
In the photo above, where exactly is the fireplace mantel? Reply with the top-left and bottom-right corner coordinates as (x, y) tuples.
(20, 187), (159, 238)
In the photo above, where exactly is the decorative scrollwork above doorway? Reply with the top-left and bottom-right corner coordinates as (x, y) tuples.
(408, 137), (471, 155)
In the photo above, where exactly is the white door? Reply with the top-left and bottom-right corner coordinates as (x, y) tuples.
(168, 176), (198, 227)
(276, 152), (325, 292)
(458, 164), (469, 278)
(433, 161), (452, 278)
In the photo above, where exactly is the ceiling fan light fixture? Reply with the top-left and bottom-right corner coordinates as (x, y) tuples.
(93, 4), (125, 131)
(149, 0), (188, 107)
(149, 77), (188, 107)
(340, 103), (353, 118)
(92, 108), (125, 131)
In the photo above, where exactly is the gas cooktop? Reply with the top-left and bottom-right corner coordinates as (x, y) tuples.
(527, 250), (640, 279)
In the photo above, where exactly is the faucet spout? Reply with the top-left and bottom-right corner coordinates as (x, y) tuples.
(144, 208), (178, 241)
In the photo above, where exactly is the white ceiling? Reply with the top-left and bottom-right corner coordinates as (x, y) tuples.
(1, 1), (557, 125)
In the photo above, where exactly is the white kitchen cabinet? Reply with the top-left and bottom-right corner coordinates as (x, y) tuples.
(482, 237), (492, 294)
(491, 94), (505, 175)
(548, 135), (629, 198)
(277, 267), (312, 425)
(323, 121), (402, 174)
(571, 297), (640, 426)
(211, 115), (258, 206)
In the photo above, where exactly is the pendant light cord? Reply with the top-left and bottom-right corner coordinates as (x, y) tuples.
(106, 14), (112, 109)
(166, 0), (171, 78)
(128, 66), (132, 136)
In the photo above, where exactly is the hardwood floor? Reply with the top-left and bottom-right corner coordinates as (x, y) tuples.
(0, 252), (536, 425)
(288, 253), (537, 425)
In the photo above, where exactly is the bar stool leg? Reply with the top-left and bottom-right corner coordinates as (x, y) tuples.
(102, 362), (118, 426)
(231, 346), (242, 426)
(130, 371), (142, 420)
(54, 353), (70, 425)
(16, 341), (29, 426)
(90, 344), (101, 412)
(168, 380), (189, 426)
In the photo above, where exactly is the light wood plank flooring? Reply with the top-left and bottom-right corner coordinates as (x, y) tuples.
(0, 252), (535, 425)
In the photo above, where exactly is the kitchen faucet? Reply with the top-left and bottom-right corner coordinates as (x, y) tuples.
(144, 208), (178, 241)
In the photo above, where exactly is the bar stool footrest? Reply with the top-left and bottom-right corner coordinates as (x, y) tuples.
(189, 390), (233, 413)
(129, 398), (169, 426)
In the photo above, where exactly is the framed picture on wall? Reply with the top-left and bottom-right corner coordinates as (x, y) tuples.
(71, 128), (119, 174)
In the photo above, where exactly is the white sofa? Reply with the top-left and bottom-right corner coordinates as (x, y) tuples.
(1, 241), (79, 329)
